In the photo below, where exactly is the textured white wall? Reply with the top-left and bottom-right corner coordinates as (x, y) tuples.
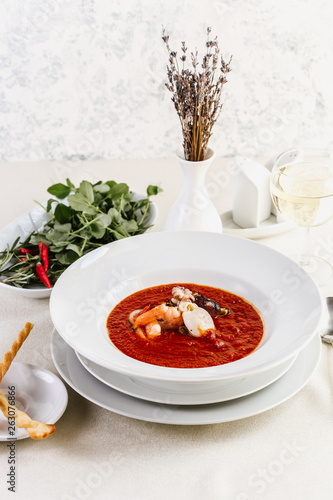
(1, 0), (333, 161)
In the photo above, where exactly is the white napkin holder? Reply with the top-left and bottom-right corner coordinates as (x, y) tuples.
(232, 156), (272, 228)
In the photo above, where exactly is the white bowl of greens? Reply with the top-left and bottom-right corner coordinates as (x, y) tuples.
(0, 179), (160, 299)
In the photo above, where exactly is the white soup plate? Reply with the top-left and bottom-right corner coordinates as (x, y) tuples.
(49, 231), (324, 383)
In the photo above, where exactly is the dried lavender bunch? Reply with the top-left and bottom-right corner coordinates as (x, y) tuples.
(162, 27), (232, 162)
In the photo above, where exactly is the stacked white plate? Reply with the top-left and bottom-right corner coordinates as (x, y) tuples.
(50, 232), (324, 425)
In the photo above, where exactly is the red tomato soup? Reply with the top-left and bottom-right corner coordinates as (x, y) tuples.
(106, 283), (264, 369)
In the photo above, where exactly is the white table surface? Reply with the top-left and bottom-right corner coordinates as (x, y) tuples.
(0, 157), (333, 500)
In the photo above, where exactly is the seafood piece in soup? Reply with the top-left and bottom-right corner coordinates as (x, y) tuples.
(182, 304), (215, 337)
(193, 292), (231, 318)
(132, 303), (183, 339)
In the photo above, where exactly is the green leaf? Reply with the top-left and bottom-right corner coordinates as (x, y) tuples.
(83, 206), (98, 216)
(49, 240), (69, 248)
(94, 192), (103, 205)
(48, 245), (64, 253)
(97, 213), (111, 227)
(56, 251), (80, 265)
(114, 225), (129, 237)
(147, 185), (163, 196)
(133, 199), (148, 210)
(66, 178), (75, 189)
(79, 181), (94, 204)
(94, 183), (110, 194)
(108, 183), (129, 200)
(111, 226), (128, 239)
(46, 198), (57, 212)
(89, 222), (105, 239)
(54, 203), (72, 224)
(10, 236), (21, 252)
(47, 183), (71, 199)
(105, 180), (117, 189)
(47, 230), (67, 243)
(54, 222), (72, 233)
(108, 208), (122, 224)
(0, 245), (14, 272)
(46, 224), (70, 243)
(121, 220), (138, 233)
(114, 196), (128, 213)
(66, 243), (82, 256)
(30, 234), (43, 245)
(68, 193), (90, 211)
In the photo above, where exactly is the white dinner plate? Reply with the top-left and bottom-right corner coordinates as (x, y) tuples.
(221, 210), (295, 239)
(75, 347), (297, 405)
(0, 362), (68, 440)
(50, 231), (324, 383)
(51, 329), (321, 425)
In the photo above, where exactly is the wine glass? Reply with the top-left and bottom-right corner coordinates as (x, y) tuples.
(270, 147), (333, 285)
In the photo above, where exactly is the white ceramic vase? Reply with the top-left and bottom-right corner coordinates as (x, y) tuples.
(163, 147), (223, 232)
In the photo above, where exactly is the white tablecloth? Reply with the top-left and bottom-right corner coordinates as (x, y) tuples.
(0, 158), (333, 500)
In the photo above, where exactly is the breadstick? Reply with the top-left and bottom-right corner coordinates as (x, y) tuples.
(0, 390), (55, 440)
(0, 322), (34, 382)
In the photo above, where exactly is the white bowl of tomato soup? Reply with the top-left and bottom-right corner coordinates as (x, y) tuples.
(50, 231), (324, 383)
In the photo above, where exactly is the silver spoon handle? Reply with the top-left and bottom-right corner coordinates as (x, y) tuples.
(321, 332), (333, 345)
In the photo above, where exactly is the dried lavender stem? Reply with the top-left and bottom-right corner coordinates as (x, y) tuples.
(162, 27), (231, 162)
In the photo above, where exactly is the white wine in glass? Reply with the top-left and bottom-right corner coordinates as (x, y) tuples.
(270, 148), (333, 285)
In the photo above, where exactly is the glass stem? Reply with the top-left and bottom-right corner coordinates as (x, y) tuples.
(297, 226), (312, 267)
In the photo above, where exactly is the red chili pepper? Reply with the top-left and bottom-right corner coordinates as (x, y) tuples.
(20, 248), (39, 255)
(38, 242), (49, 271)
(36, 263), (51, 288)
(19, 257), (27, 261)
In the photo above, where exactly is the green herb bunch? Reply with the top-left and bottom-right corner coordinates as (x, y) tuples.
(0, 179), (162, 288)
